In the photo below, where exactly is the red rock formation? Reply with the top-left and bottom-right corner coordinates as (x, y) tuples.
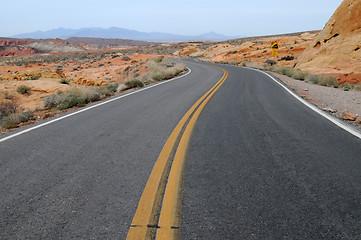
(0, 40), (33, 46)
(295, 0), (361, 84)
(0, 46), (36, 57)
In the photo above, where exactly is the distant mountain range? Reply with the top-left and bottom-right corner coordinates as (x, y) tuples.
(11, 27), (238, 42)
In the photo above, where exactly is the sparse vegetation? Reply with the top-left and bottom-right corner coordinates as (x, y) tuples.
(57, 89), (86, 110)
(44, 84), (119, 110)
(59, 78), (71, 84)
(0, 101), (18, 120)
(17, 85), (31, 94)
(144, 57), (186, 82)
(265, 65), (339, 88)
(1, 110), (34, 129)
(24, 75), (40, 80)
(125, 79), (144, 89)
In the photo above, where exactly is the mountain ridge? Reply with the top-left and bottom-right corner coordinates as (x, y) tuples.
(11, 27), (238, 42)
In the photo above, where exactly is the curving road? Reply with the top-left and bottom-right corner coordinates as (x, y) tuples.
(1, 60), (361, 239)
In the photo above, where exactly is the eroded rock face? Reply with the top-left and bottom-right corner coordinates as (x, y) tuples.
(295, 0), (361, 83)
(0, 40), (33, 46)
(0, 46), (37, 57)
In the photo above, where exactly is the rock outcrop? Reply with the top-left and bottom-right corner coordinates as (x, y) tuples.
(294, 0), (361, 83)
(0, 46), (37, 57)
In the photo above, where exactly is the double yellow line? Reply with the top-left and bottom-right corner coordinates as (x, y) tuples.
(127, 65), (228, 240)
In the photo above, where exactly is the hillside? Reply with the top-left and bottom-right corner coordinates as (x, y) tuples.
(66, 37), (156, 48)
(295, 0), (361, 84)
(0, 38), (95, 57)
(174, 31), (319, 69)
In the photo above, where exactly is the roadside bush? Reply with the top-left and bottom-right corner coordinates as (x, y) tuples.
(354, 84), (361, 91)
(17, 85), (31, 94)
(125, 79), (144, 89)
(57, 89), (86, 110)
(1, 110), (34, 129)
(305, 74), (320, 84)
(145, 57), (186, 82)
(44, 84), (119, 110)
(318, 75), (338, 88)
(343, 85), (351, 91)
(106, 83), (119, 93)
(96, 86), (115, 98)
(0, 101), (18, 119)
(18, 111), (34, 123)
(291, 70), (308, 81)
(82, 88), (101, 102)
(277, 67), (294, 77)
(44, 93), (64, 108)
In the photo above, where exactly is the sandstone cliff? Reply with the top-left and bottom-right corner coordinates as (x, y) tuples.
(295, 0), (361, 84)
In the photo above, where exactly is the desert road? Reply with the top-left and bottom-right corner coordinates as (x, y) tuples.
(1, 59), (361, 239)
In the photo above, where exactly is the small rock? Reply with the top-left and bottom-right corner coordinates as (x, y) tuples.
(304, 88), (309, 91)
(323, 107), (337, 113)
(342, 109), (357, 121)
(43, 113), (54, 120)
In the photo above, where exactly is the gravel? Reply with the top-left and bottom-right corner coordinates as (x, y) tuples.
(270, 72), (361, 129)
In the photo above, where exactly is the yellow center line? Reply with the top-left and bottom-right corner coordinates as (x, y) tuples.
(155, 67), (228, 240)
(126, 63), (228, 240)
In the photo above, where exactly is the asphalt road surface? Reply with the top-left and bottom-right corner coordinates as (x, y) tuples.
(181, 61), (361, 239)
(1, 59), (361, 239)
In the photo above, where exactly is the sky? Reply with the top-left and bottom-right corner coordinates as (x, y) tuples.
(0, 0), (344, 37)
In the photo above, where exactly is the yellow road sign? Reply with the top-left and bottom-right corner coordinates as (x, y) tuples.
(271, 42), (280, 50)
(272, 50), (278, 57)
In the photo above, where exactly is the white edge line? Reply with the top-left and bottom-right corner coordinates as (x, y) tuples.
(245, 67), (361, 140)
(0, 67), (192, 143)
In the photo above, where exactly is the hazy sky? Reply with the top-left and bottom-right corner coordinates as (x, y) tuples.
(1, 0), (343, 37)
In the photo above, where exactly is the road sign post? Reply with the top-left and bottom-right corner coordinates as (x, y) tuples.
(270, 42), (279, 60)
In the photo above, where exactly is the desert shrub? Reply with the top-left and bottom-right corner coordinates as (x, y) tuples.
(59, 78), (71, 84)
(291, 70), (308, 81)
(82, 88), (101, 102)
(229, 61), (237, 65)
(18, 111), (34, 123)
(354, 84), (361, 91)
(277, 67), (294, 77)
(106, 83), (119, 93)
(306, 74), (320, 84)
(57, 89), (86, 110)
(280, 56), (294, 61)
(125, 79), (144, 89)
(1, 114), (19, 128)
(145, 59), (186, 82)
(152, 56), (164, 63)
(343, 85), (352, 91)
(96, 86), (114, 98)
(0, 101), (18, 119)
(318, 75), (338, 88)
(17, 85), (31, 94)
(24, 75), (40, 80)
(122, 56), (131, 61)
(1, 110), (34, 129)
(44, 94), (64, 108)
(264, 59), (276, 66)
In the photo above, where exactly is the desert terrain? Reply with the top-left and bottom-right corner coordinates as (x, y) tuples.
(1, 0), (360, 133)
